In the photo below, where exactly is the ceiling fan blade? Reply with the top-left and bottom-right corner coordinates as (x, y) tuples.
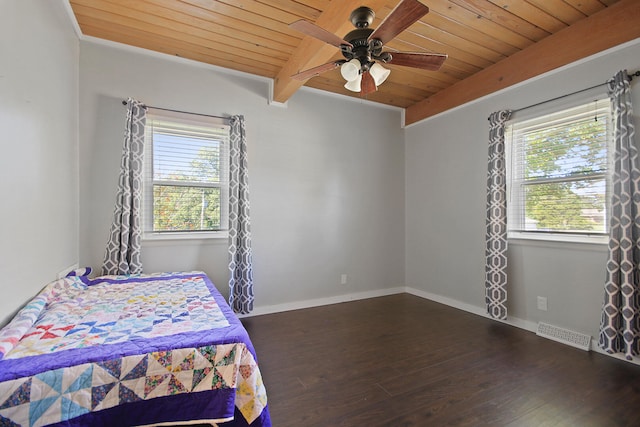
(291, 61), (343, 80)
(368, 0), (429, 45)
(388, 52), (447, 71)
(360, 71), (377, 95)
(289, 20), (353, 48)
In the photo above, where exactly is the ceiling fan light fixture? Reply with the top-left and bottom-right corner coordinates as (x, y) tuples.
(340, 58), (361, 82)
(369, 62), (390, 86)
(344, 74), (362, 92)
(288, 1), (447, 98)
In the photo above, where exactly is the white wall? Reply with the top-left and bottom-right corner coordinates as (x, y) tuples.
(405, 39), (640, 343)
(78, 42), (405, 306)
(0, 1), (79, 325)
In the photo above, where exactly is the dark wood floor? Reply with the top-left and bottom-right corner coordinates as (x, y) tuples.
(241, 293), (640, 427)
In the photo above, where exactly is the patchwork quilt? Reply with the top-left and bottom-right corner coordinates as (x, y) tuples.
(0, 271), (270, 427)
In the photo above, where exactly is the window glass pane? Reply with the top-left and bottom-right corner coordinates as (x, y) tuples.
(523, 178), (606, 233)
(153, 133), (222, 184)
(153, 185), (221, 232)
(522, 119), (608, 180)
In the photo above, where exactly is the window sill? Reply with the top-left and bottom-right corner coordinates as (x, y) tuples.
(508, 231), (608, 246)
(142, 231), (229, 243)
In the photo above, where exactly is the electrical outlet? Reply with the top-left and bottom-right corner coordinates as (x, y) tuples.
(537, 296), (548, 311)
(340, 274), (348, 285)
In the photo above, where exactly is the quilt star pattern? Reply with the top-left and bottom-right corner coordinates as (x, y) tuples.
(0, 342), (267, 427)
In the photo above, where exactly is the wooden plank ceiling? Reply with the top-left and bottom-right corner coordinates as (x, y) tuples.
(69, 0), (640, 125)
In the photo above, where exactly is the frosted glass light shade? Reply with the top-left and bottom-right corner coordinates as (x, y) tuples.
(340, 59), (361, 82)
(344, 75), (362, 92)
(369, 63), (390, 86)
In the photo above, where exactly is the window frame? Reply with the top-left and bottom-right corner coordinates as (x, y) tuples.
(142, 108), (230, 241)
(505, 89), (613, 245)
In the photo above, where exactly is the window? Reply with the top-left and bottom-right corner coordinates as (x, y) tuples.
(506, 98), (612, 243)
(143, 109), (230, 239)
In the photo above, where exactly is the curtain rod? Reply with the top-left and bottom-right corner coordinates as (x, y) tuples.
(489, 70), (640, 119)
(121, 100), (230, 121)
(512, 82), (606, 114)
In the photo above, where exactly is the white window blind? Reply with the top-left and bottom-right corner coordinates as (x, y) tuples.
(506, 99), (612, 240)
(143, 110), (230, 237)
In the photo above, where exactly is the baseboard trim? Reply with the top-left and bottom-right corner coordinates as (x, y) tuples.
(237, 286), (405, 318)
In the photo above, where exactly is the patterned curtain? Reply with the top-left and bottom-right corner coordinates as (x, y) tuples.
(102, 98), (147, 276)
(599, 70), (640, 360)
(485, 110), (512, 320)
(228, 115), (254, 314)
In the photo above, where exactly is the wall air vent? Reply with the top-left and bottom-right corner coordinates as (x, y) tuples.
(536, 322), (591, 351)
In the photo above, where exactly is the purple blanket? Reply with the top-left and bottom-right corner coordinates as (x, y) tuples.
(0, 271), (271, 426)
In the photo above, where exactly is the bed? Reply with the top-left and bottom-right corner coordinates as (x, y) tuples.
(0, 270), (271, 427)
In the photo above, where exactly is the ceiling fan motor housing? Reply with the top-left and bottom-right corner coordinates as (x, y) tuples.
(342, 28), (374, 68)
(350, 6), (375, 28)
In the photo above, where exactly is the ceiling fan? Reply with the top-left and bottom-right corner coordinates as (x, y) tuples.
(289, 0), (447, 95)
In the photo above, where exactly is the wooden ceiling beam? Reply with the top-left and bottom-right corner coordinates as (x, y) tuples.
(405, 0), (640, 126)
(271, 0), (389, 104)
